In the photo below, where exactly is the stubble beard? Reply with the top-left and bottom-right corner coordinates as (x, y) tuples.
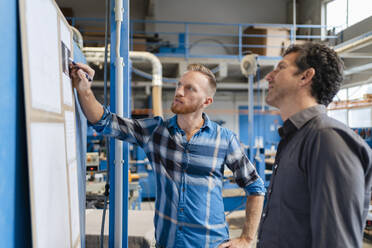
(171, 101), (202, 114)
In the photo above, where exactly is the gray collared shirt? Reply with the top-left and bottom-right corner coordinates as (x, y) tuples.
(257, 105), (372, 248)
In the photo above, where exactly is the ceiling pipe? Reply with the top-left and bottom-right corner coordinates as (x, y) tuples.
(82, 48), (163, 117)
(129, 51), (163, 117)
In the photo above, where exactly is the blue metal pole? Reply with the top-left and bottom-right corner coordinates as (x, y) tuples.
(185, 23), (189, 60)
(248, 74), (254, 162)
(122, 0), (130, 246)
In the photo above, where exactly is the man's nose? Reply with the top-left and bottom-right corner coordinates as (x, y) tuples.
(265, 71), (274, 82)
(175, 86), (184, 96)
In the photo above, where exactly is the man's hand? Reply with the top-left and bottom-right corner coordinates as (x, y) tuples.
(69, 62), (103, 124)
(69, 62), (95, 93)
(218, 237), (253, 248)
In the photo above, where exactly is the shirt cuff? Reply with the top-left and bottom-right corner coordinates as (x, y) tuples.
(244, 177), (266, 196)
(88, 106), (111, 132)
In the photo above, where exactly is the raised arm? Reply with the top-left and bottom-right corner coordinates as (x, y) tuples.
(70, 62), (104, 124)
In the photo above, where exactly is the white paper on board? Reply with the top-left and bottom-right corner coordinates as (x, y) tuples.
(69, 160), (81, 246)
(60, 18), (71, 50)
(30, 122), (71, 247)
(62, 73), (73, 106)
(65, 111), (77, 162)
(25, 0), (61, 113)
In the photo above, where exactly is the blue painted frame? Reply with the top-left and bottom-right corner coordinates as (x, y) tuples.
(0, 1), (32, 246)
(109, 0), (130, 247)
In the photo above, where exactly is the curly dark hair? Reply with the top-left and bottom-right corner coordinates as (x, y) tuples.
(283, 42), (344, 106)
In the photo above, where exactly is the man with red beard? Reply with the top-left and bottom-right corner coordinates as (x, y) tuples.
(257, 42), (372, 248)
(71, 63), (265, 248)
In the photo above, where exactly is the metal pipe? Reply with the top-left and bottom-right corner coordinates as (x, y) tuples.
(344, 63), (372, 76)
(114, 0), (124, 247)
(334, 31), (372, 54)
(293, 0), (296, 42)
(129, 51), (163, 117)
(248, 74), (254, 162)
(70, 26), (84, 49)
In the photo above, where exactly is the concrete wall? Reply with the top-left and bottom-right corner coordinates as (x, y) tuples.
(153, 0), (288, 24)
(298, 0), (322, 25)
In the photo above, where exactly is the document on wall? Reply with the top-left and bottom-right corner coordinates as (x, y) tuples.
(60, 19), (73, 106)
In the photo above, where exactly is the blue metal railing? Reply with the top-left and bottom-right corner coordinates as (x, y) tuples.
(67, 17), (338, 60)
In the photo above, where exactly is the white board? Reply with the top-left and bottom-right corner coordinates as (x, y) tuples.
(30, 123), (71, 247)
(25, 0), (61, 113)
(19, 0), (82, 247)
(69, 160), (81, 247)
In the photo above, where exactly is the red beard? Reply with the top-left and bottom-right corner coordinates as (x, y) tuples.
(171, 101), (200, 114)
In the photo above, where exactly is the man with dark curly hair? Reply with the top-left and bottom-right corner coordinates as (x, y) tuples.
(257, 42), (372, 247)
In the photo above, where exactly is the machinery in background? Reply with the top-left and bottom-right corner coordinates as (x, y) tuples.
(85, 126), (142, 209)
(130, 145), (156, 200)
(222, 108), (282, 212)
(238, 106), (282, 184)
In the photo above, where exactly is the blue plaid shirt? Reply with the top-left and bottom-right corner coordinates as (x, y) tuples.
(92, 108), (265, 248)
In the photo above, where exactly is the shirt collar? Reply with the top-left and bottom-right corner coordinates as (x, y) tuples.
(167, 113), (212, 131)
(289, 104), (326, 129)
(278, 105), (326, 138)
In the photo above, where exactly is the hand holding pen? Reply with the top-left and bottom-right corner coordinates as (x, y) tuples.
(69, 59), (95, 93)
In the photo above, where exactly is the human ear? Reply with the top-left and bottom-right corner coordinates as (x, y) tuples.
(300, 68), (315, 86)
(204, 97), (213, 106)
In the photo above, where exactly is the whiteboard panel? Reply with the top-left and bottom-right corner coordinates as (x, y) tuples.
(69, 160), (81, 247)
(30, 122), (71, 247)
(25, 0), (61, 113)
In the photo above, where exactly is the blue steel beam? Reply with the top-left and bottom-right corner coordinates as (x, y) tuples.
(109, 0), (130, 247)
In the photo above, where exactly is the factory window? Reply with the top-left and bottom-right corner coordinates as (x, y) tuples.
(348, 0), (372, 27)
(324, 0), (372, 33)
(333, 88), (347, 102)
(325, 0), (347, 33)
(328, 109), (348, 125)
(349, 108), (372, 128)
(348, 84), (372, 101)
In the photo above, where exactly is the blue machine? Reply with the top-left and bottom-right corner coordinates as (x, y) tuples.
(130, 145), (156, 199)
(222, 106), (283, 212)
(159, 33), (186, 54)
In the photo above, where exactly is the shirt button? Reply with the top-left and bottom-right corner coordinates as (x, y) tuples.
(262, 213), (266, 218)
(180, 208), (184, 212)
